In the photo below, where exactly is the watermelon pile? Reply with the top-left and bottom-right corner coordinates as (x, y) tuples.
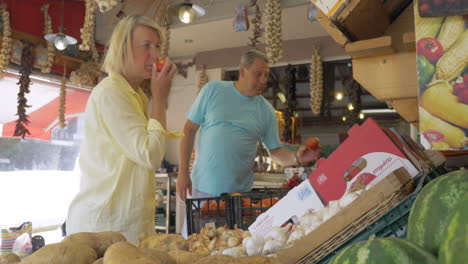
(329, 169), (468, 263)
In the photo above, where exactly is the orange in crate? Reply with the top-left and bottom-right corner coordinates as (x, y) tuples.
(201, 200), (226, 218)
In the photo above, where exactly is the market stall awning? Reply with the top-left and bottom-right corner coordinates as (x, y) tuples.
(2, 89), (90, 140)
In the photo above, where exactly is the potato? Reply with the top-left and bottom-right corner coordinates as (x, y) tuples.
(167, 250), (208, 264)
(239, 256), (282, 264)
(22, 242), (97, 264)
(193, 255), (281, 264)
(62, 231), (126, 257)
(140, 248), (175, 264)
(0, 253), (20, 264)
(193, 255), (241, 264)
(92, 258), (103, 264)
(104, 241), (163, 264)
(138, 234), (188, 251)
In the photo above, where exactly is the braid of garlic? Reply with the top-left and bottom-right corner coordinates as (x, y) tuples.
(0, 4), (12, 78)
(41, 4), (55, 73)
(94, 0), (118, 13)
(264, 0), (282, 64)
(79, 0), (97, 54)
(160, 1), (171, 58)
(310, 45), (323, 115)
(59, 64), (67, 129)
(197, 65), (209, 95)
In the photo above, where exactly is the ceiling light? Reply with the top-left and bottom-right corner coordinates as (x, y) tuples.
(44, 0), (77, 50)
(361, 109), (397, 114)
(177, 2), (206, 24)
(335, 92), (344, 101)
(359, 112), (365, 119)
(342, 116), (347, 122)
(277, 92), (286, 103)
(179, 4), (195, 24)
(347, 103), (354, 111)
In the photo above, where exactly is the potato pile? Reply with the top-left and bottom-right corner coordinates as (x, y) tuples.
(1, 230), (280, 264)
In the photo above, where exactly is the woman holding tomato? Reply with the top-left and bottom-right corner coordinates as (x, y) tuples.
(66, 15), (179, 243)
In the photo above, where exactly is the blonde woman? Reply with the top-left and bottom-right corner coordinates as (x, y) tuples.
(66, 15), (177, 243)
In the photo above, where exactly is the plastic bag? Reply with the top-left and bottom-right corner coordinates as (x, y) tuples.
(233, 4), (249, 32)
(1, 222), (32, 254)
(12, 232), (32, 257)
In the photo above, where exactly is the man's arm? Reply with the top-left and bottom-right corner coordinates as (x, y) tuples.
(268, 147), (298, 167)
(269, 145), (321, 167)
(177, 119), (200, 200)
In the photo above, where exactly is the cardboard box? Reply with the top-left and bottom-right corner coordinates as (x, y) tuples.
(277, 167), (412, 264)
(309, 118), (419, 204)
(311, 0), (348, 19)
(248, 180), (324, 237)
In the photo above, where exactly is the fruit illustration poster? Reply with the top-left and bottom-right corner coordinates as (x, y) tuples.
(415, 1), (468, 150)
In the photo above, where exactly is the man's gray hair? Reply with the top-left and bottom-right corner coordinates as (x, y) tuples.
(240, 50), (269, 69)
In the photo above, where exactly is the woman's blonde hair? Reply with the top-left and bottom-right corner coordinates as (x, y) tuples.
(102, 15), (164, 75)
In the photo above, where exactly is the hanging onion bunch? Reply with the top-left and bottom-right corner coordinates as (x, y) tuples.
(160, 1), (171, 59)
(197, 64), (208, 95)
(59, 64), (67, 129)
(80, 0), (99, 61)
(40, 4), (55, 73)
(69, 61), (101, 87)
(0, 3), (12, 78)
(264, 0), (282, 64)
(14, 42), (34, 138)
(94, 0), (118, 13)
(248, 0), (263, 49)
(309, 45), (323, 115)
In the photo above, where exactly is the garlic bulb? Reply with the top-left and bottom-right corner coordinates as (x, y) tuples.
(242, 230), (252, 239)
(262, 239), (284, 256)
(299, 209), (320, 226)
(242, 236), (265, 256)
(286, 227), (305, 245)
(339, 192), (359, 208)
(320, 200), (341, 222)
(40, 4), (54, 73)
(80, 0), (99, 62)
(197, 64), (209, 95)
(222, 246), (246, 257)
(264, 0), (282, 64)
(265, 223), (291, 243)
(305, 220), (322, 235)
(59, 66), (67, 129)
(210, 250), (223, 256)
(0, 3), (12, 78)
(94, 0), (117, 13)
(309, 45), (323, 115)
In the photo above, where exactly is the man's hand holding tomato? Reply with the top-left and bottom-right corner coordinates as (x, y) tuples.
(295, 137), (321, 165)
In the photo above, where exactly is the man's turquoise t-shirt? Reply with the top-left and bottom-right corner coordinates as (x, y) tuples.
(187, 81), (282, 196)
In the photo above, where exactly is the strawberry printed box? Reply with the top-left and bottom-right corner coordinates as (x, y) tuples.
(309, 118), (419, 204)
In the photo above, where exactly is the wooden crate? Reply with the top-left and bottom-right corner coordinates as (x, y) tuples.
(277, 167), (413, 264)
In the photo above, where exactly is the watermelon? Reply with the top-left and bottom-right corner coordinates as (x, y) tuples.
(329, 237), (437, 264)
(407, 169), (468, 255)
(438, 194), (468, 264)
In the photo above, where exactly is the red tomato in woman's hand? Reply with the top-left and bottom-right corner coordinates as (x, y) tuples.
(156, 58), (166, 72)
(306, 137), (320, 150)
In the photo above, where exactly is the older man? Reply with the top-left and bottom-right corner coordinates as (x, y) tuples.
(177, 50), (320, 200)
